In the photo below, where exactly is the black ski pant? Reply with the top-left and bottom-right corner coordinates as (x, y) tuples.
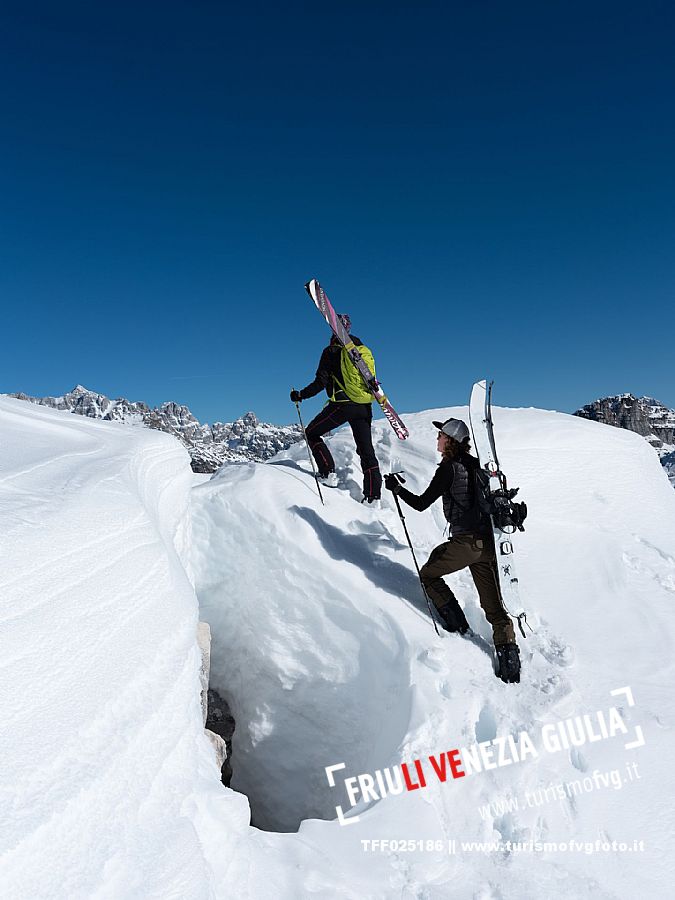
(304, 401), (382, 500)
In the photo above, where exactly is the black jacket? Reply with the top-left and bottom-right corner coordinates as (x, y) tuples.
(299, 336), (365, 403)
(397, 452), (491, 536)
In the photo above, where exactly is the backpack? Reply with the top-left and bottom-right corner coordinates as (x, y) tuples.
(443, 455), (492, 533)
(335, 344), (376, 404)
(472, 462), (527, 532)
(472, 465), (494, 519)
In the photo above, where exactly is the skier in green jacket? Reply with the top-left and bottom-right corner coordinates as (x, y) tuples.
(290, 314), (382, 503)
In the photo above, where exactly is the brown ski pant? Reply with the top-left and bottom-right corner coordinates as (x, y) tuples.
(419, 534), (515, 646)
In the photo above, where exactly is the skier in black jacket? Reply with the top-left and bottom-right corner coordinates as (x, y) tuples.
(385, 417), (520, 683)
(290, 314), (382, 503)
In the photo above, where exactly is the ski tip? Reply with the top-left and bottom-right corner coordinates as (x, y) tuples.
(305, 278), (319, 298)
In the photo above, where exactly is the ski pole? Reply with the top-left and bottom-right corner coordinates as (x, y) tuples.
(293, 394), (324, 506)
(390, 474), (439, 636)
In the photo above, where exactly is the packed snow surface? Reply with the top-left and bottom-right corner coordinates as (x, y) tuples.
(2, 395), (675, 898)
(0, 397), (224, 898)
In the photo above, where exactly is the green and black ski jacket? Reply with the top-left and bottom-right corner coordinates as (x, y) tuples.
(299, 335), (370, 404)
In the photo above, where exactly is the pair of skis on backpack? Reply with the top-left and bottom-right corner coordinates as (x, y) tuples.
(306, 279), (409, 441)
(305, 278), (530, 640)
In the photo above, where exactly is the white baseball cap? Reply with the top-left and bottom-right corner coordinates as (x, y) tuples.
(432, 417), (470, 441)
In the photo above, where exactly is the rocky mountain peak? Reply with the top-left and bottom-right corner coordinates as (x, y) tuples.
(6, 385), (301, 474)
(574, 394), (675, 447)
(574, 393), (675, 487)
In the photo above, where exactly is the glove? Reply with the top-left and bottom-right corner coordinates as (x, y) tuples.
(384, 473), (403, 494)
(290, 390), (302, 403)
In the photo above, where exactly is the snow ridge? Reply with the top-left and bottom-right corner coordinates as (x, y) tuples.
(2, 397), (675, 898)
(190, 405), (675, 897)
(6, 385), (302, 473)
(0, 396), (227, 898)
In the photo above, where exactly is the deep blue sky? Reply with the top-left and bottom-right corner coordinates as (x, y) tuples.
(1, 1), (673, 425)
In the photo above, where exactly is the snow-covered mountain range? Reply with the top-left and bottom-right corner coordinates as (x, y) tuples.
(6, 384), (302, 473)
(574, 393), (675, 486)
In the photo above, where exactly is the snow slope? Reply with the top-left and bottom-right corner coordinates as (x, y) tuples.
(2, 396), (675, 899)
(0, 397), (229, 898)
(192, 405), (675, 898)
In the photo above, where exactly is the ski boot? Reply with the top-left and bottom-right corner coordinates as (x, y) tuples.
(318, 472), (339, 488)
(495, 643), (521, 684)
(436, 600), (469, 635)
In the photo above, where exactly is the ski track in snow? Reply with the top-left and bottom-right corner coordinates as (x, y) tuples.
(2, 397), (674, 899)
